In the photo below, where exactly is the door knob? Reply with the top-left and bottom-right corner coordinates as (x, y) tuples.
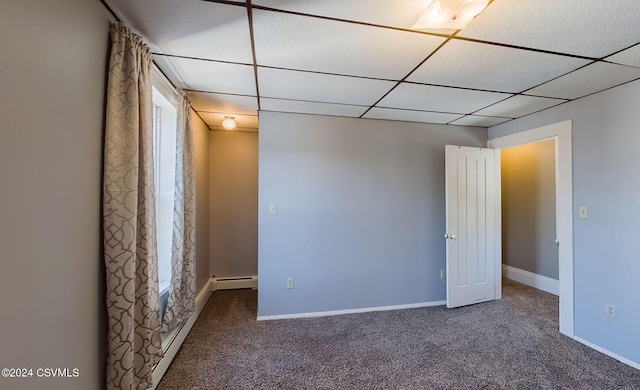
(444, 233), (457, 240)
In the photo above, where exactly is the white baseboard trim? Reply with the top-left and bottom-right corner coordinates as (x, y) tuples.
(502, 265), (559, 296)
(214, 275), (258, 290)
(257, 300), (446, 321)
(573, 336), (640, 370)
(151, 278), (215, 389)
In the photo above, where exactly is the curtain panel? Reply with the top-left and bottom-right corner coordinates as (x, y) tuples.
(162, 94), (197, 333)
(103, 22), (163, 390)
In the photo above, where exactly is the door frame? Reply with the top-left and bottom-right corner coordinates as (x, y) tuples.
(488, 120), (574, 337)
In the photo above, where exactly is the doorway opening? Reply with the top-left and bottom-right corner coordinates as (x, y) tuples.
(501, 139), (559, 295)
(488, 120), (574, 337)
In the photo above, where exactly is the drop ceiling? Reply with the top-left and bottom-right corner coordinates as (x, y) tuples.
(104, 0), (640, 131)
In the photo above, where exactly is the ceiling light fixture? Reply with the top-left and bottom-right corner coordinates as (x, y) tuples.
(412, 0), (489, 32)
(222, 116), (237, 130)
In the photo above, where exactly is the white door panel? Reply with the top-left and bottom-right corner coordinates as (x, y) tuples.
(445, 145), (497, 308)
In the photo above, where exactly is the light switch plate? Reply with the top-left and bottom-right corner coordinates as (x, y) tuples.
(269, 203), (277, 215)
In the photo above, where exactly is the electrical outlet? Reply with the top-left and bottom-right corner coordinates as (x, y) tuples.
(606, 303), (616, 318)
(579, 205), (589, 218)
(440, 269), (446, 279)
(287, 278), (294, 289)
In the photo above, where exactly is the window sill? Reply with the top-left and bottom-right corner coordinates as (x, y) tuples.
(159, 281), (170, 297)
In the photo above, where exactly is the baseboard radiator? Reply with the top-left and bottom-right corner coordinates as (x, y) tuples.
(214, 275), (258, 290)
(150, 275), (257, 389)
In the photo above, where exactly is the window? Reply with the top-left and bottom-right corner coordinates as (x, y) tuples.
(151, 78), (178, 297)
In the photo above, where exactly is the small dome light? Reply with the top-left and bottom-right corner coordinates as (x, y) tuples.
(222, 116), (237, 130)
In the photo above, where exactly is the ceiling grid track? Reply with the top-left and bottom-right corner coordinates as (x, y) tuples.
(107, 0), (640, 129)
(246, 0), (261, 112)
(360, 35), (457, 118)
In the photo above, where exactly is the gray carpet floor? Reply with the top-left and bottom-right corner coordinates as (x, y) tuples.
(157, 280), (640, 389)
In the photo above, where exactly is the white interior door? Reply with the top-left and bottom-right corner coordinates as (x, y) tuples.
(445, 145), (498, 308)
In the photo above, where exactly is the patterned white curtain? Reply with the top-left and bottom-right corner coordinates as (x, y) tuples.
(103, 22), (163, 390)
(162, 93), (197, 333)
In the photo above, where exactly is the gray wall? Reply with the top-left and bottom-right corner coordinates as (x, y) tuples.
(210, 131), (259, 277)
(0, 3), (212, 389)
(0, 1), (111, 389)
(193, 111), (212, 290)
(258, 111), (487, 316)
(490, 79), (640, 365)
(501, 140), (558, 279)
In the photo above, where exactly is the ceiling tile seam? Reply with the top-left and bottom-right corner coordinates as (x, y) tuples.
(494, 101), (572, 124)
(257, 65), (400, 83)
(152, 53), (253, 67)
(197, 110), (258, 116)
(473, 76), (640, 122)
(259, 109), (369, 119)
(246, 0), (261, 111)
(451, 36), (599, 62)
(444, 111), (516, 126)
(598, 41), (640, 61)
(468, 91), (569, 117)
(556, 76), (640, 105)
(261, 96), (370, 108)
(445, 114), (473, 126)
(402, 80), (518, 95)
(465, 94), (517, 117)
(516, 94), (569, 102)
(515, 61), (597, 97)
(374, 105), (510, 118)
(359, 36), (456, 119)
(199, 0), (247, 8)
(210, 129), (259, 134)
(209, 125), (257, 129)
(600, 60), (640, 70)
(361, 116), (462, 126)
(183, 89), (257, 98)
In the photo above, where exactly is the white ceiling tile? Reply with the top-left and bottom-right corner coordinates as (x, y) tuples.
(526, 62), (640, 100)
(252, 9), (446, 79)
(258, 67), (396, 106)
(475, 95), (566, 118)
(606, 44), (640, 68)
(450, 116), (511, 127)
(408, 40), (589, 93)
(187, 92), (258, 115)
(261, 98), (367, 118)
(252, 0), (430, 30)
(105, 0), (253, 63)
(154, 56), (256, 96)
(363, 108), (463, 124)
(458, 0), (640, 58)
(378, 83), (511, 114)
(199, 112), (259, 129)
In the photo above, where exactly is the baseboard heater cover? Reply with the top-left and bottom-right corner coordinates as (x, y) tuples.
(214, 275), (258, 290)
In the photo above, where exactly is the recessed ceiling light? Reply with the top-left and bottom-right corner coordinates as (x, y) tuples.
(412, 0), (489, 32)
